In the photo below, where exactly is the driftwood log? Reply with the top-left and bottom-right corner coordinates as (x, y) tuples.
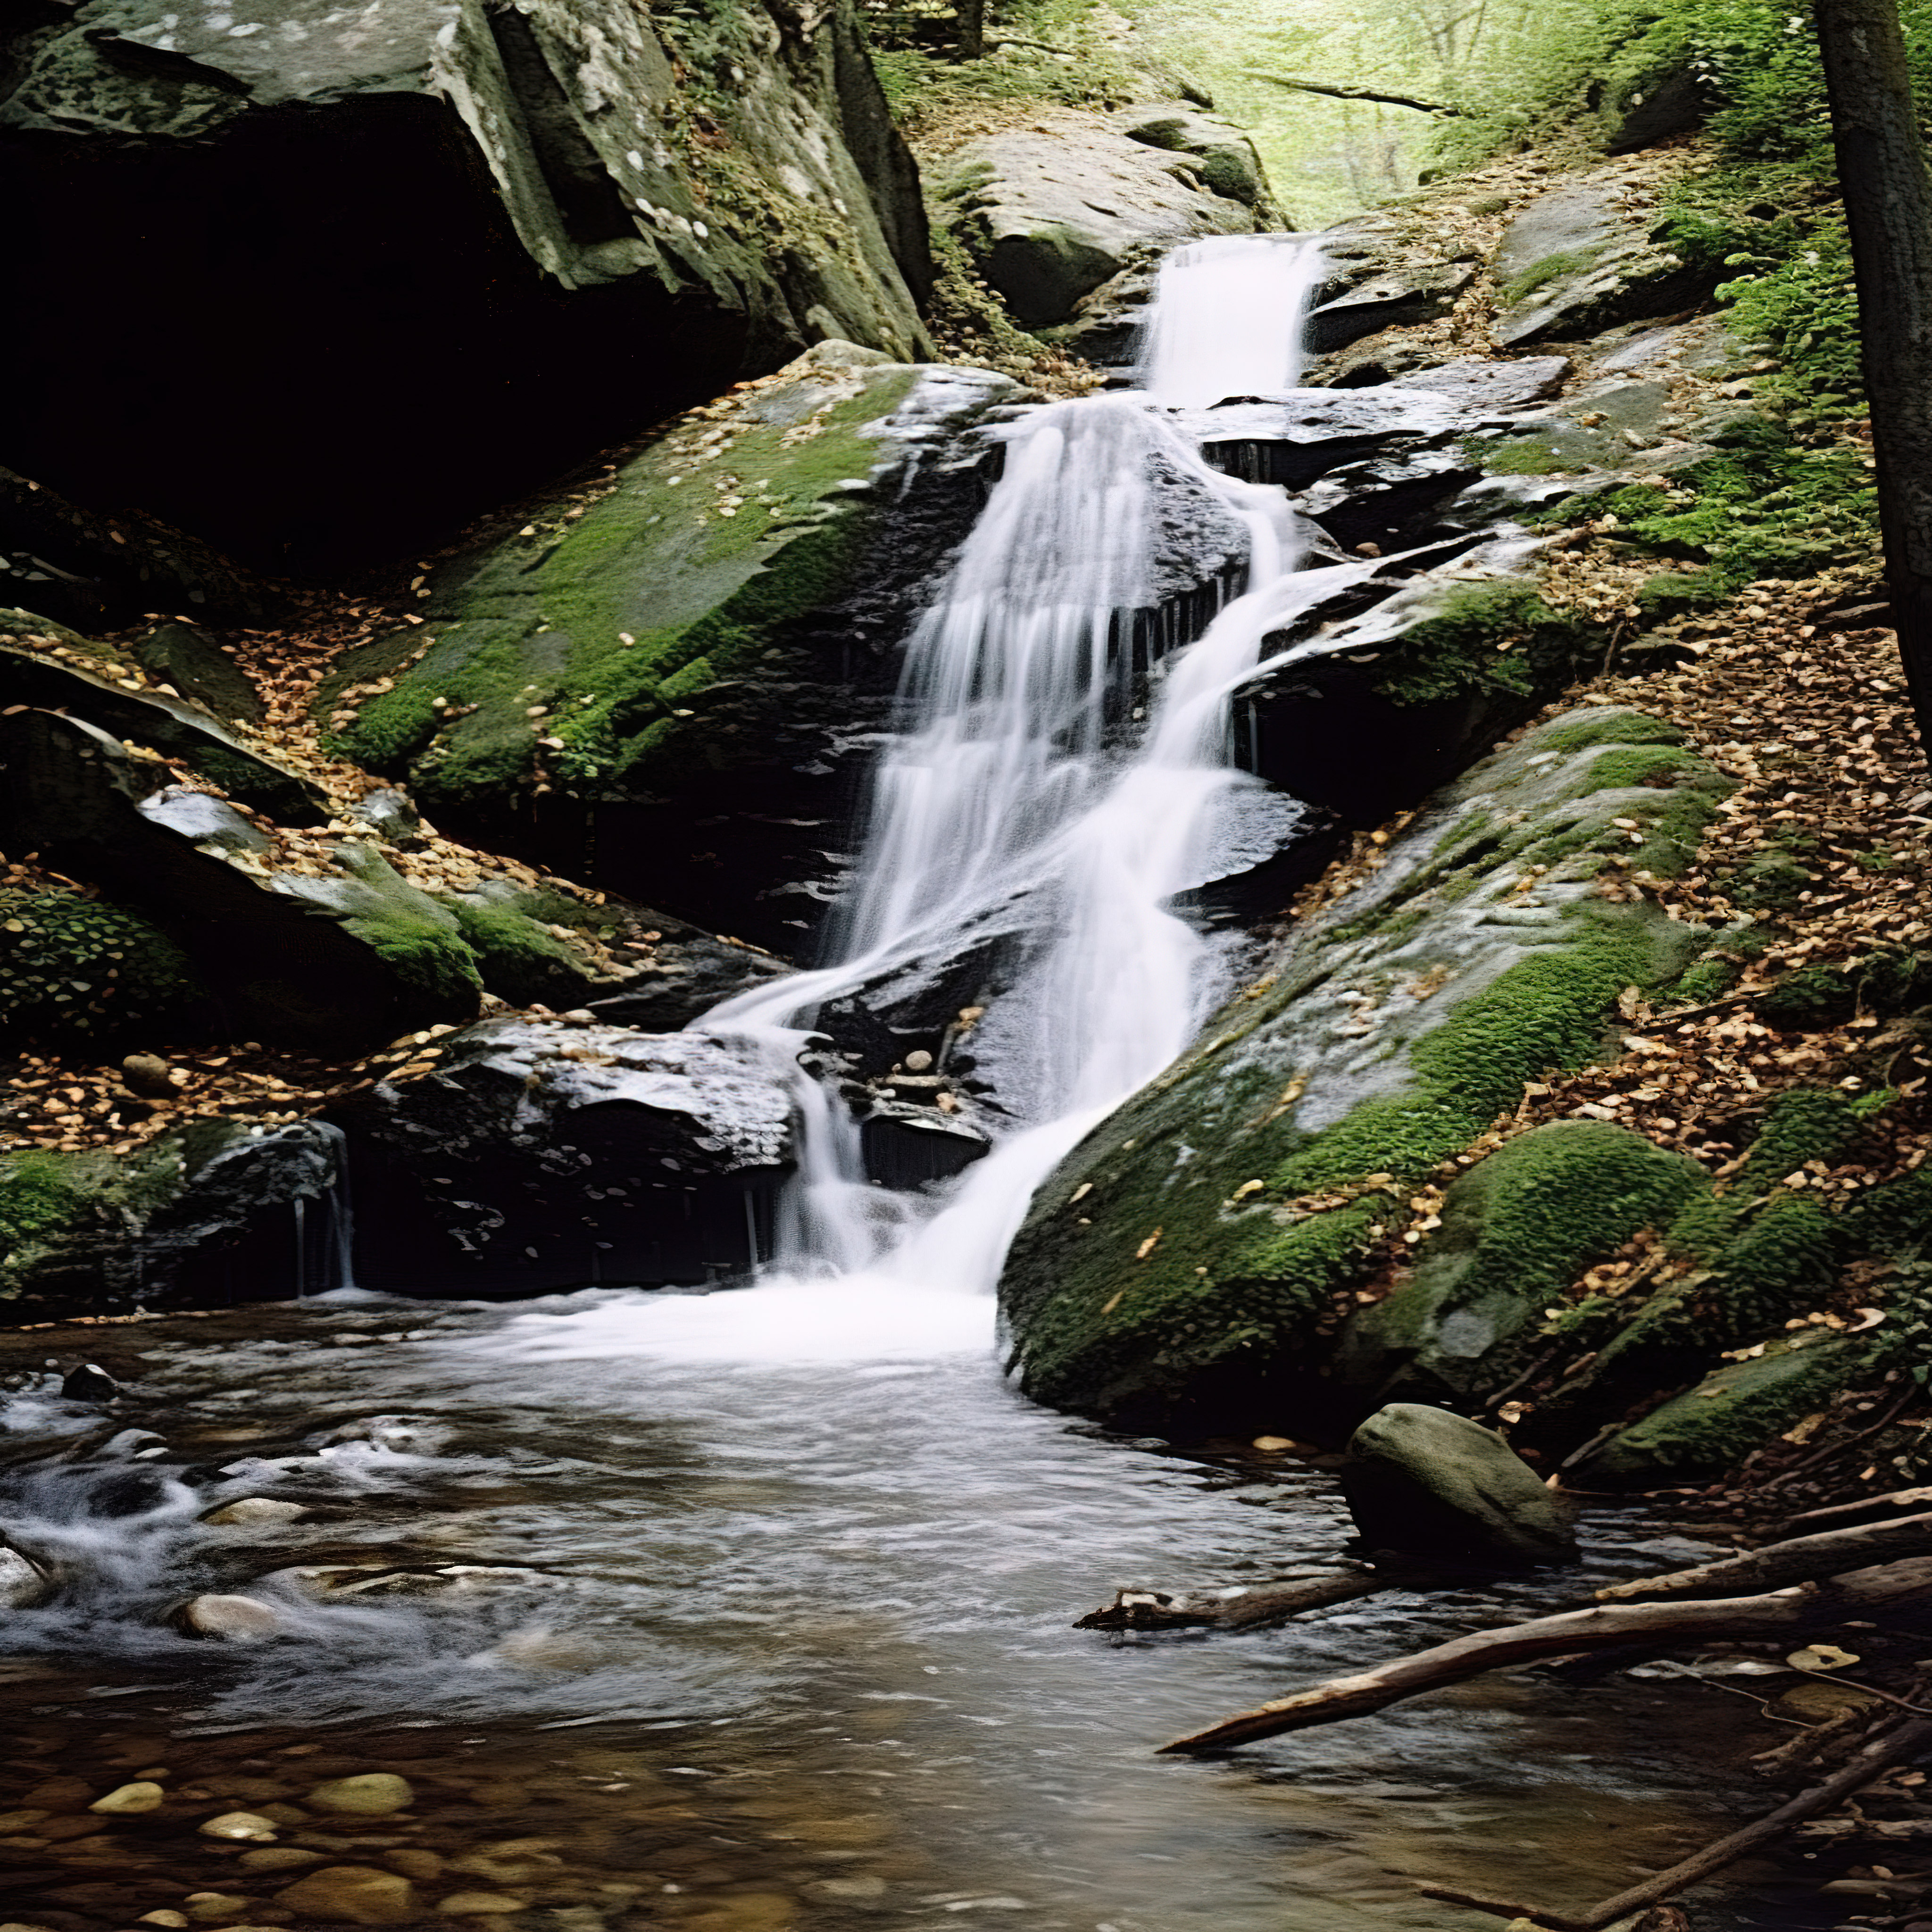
(1159, 1556), (1932, 1752)
(1075, 1567), (1433, 1632)
(1597, 1510), (1932, 1601)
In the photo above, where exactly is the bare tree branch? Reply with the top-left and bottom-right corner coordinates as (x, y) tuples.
(1597, 1511), (1932, 1602)
(1241, 72), (1468, 115)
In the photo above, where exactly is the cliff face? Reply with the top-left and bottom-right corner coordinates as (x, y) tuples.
(0, 0), (932, 573)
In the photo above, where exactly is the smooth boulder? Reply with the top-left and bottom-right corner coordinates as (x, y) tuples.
(939, 113), (1257, 325)
(1342, 1403), (1577, 1566)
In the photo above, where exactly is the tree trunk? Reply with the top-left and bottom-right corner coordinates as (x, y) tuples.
(1814, 0), (1932, 757)
(955, 0), (986, 61)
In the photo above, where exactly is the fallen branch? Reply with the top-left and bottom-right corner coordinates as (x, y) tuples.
(1076, 1567), (1428, 1632)
(1416, 1715), (1932, 1929)
(1784, 1483), (1932, 1533)
(1158, 1557), (1932, 1753)
(1598, 1511), (1932, 1602)
(1242, 71), (1468, 115)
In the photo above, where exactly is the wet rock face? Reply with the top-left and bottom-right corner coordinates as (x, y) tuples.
(1491, 183), (1714, 347)
(0, 0), (931, 574)
(334, 1018), (796, 1295)
(938, 117), (1258, 325)
(1109, 103), (1282, 217)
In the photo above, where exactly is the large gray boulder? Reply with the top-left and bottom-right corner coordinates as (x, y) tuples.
(1342, 1403), (1577, 1566)
(0, 0), (931, 573)
(938, 113), (1257, 325)
(1491, 183), (1712, 347)
(1110, 103), (1281, 216)
(998, 708), (1729, 1432)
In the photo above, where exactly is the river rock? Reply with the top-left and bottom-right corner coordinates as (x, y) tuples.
(1303, 215), (1479, 358)
(177, 1595), (283, 1641)
(1334, 1123), (1707, 1407)
(334, 1017), (794, 1294)
(317, 347), (1016, 949)
(306, 1774), (414, 1817)
(1491, 183), (1713, 348)
(275, 1865), (418, 1926)
(200, 1498), (309, 1527)
(998, 708), (1730, 1432)
(0, 1541), (51, 1608)
(0, 0), (930, 576)
(199, 1812), (280, 1841)
(58, 1361), (121, 1404)
(937, 111), (1257, 326)
(1342, 1403), (1576, 1565)
(88, 1782), (164, 1815)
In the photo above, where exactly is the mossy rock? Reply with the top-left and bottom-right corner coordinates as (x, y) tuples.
(1334, 1121), (1706, 1407)
(0, 1122), (346, 1310)
(315, 349), (1013, 824)
(1567, 1331), (1869, 1489)
(0, 884), (208, 1050)
(997, 705), (1732, 1432)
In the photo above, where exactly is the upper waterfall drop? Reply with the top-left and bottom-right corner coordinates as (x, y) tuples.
(495, 233), (1334, 1364)
(1137, 233), (1330, 407)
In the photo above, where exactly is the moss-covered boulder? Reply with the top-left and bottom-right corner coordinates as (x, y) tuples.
(1334, 1121), (1706, 1408)
(316, 345), (1016, 944)
(997, 705), (1731, 1433)
(0, 1122), (348, 1313)
(1567, 1331), (1869, 1490)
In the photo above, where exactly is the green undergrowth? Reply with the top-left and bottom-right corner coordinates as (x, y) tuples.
(1368, 584), (1594, 709)
(0, 886), (206, 1050)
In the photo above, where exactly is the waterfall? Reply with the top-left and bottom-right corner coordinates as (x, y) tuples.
(507, 235), (1343, 1362)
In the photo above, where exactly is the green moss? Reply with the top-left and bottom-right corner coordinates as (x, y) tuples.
(0, 886), (206, 1049)
(0, 1141), (188, 1300)
(1757, 948), (1932, 1028)
(360, 917), (483, 1006)
(1339, 1121), (1707, 1399)
(1537, 713), (1685, 755)
(1500, 249), (1600, 306)
(1370, 583), (1594, 709)
(450, 897), (588, 1008)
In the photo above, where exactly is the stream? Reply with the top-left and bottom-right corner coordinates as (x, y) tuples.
(0, 238), (1815, 1932)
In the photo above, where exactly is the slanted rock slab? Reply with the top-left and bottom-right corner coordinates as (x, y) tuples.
(1342, 1402), (1577, 1566)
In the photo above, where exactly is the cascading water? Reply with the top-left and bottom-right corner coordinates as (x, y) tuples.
(503, 236), (1346, 1363)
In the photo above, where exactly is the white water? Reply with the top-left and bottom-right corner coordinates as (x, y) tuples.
(504, 236), (1335, 1366)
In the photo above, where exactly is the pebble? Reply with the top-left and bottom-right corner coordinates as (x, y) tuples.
(201, 1498), (309, 1526)
(122, 1052), (176, 1099)
(198, 1811), (280, 1840)
(306, 1773), (414, 1816)
(435, 1893), (529, 1915)
(89, 1781), (166, 1815)
(183, 1894), (253, 1922)
(0, 1810), (49, 1832)
(179, 1595), (282, 1641)
(238, 1848), (325, 1872)
(466, 1782), (528, 1808)
(138, 1916), (190, 1929)
(381, 1848), (444, 1880)
(277, 1865), (419, 1925)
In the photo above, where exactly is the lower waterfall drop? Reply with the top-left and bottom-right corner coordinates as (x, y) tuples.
(507, 234), (1340, 1363)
